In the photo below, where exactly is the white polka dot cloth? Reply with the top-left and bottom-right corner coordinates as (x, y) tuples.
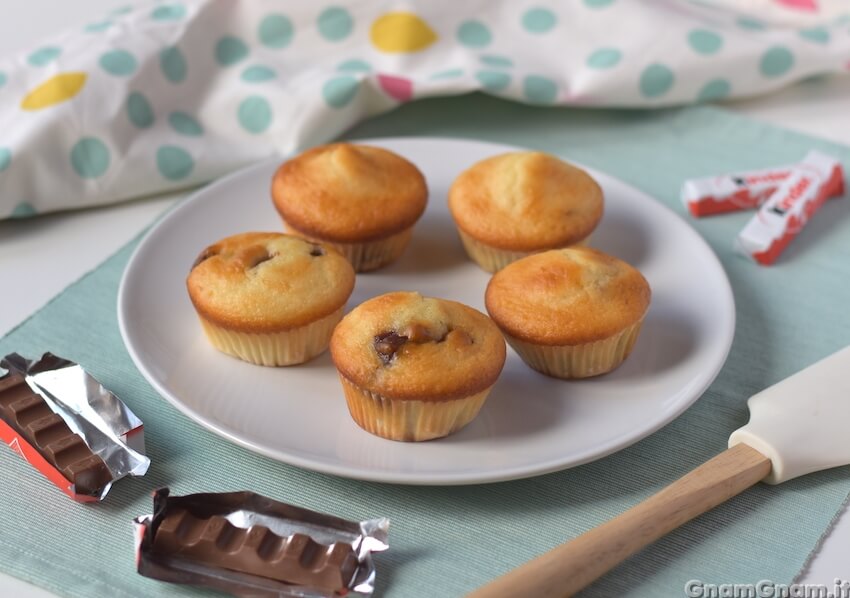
(0, 0), (848, 220)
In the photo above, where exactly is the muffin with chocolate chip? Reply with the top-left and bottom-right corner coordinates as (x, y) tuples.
(449, 151), (603, 272)
(329, 291), (506, 441)
(187, 232), (355, 366)
(272, 143), (428, 272)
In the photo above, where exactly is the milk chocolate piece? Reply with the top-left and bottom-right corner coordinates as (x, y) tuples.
(0, 373), (111, 496)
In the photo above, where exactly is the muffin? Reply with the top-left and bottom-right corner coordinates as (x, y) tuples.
(448, 151), (603, 272)
(485, 247), (650, 378)
(330, 292), (506, 441)
(187, 232), (355, 366)
(271, 143), (428, 272)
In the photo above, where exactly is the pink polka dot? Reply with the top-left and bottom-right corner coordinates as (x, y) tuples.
(377, 74), (413, 102)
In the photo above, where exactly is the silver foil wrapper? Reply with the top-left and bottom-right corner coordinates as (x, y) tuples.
(134, 488), (389, 597)
(1, 352), (150, 500)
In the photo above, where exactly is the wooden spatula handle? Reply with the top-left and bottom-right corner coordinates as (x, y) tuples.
(468, 443), (771, 598)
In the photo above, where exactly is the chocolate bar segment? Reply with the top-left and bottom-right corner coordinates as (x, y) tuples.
(152, 508), (358, 590)
(0, 373), (112, 495)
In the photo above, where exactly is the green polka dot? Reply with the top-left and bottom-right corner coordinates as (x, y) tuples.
(0, 72), (6, 88)
(584, 0), (615, 7)
(126, 92), (154, 128)
(477, 71), (510, 92)
(430, 68), (464, 80)
(523, 75), (557, 104)
(241, 65), (276, 82)
(99, 50), (137, 76)
(156, 145), (194, 181)
(168, 112), (203, 136)
(760, 46), (794, 78)
(834, 14), (850, 26)
(70, 137), (110, 179)
(586, 48), (621, 69)
(318, 7), (353, 42)
(215, 37), (249, 66)
(238, 96), (273, 133)
(799, 27), (830, 44)
(737, 17), (765, 30)
(28, 47), (61, 67)
(160, 46), (187, 83)
(697, 79), (731, 102)
(322, 76), (359, 108)
(639, 63), (674, 98)
(688, 29), (723, 55)
(522, 8), (557, 33)
(85, 21), (112, 32)
(10, 202), (37, 219)
(151, 4), (185, 21)
(0, 148), (11, 172)
(337, 59), (371, 73)
(457, 21), (491, 48)
(259, 14), (294, 48)
(480, 55), (512, 68)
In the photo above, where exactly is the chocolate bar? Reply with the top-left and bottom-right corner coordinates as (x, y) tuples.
(0, 373), (112, 496)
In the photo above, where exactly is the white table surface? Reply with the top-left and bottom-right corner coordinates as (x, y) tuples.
(1, 2), (849, 596)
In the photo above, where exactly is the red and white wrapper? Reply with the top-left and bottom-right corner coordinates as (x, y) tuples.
(735, 151), (845, 265)
(682, 151), (844, 217)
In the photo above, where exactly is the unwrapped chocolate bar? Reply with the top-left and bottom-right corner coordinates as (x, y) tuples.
(0, 353), (150, 502)
(134, 488), (389, 597)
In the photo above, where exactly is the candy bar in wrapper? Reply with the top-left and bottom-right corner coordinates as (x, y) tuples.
(735, 152), (845, 265)
(682, 150), (844, 217)
(134, 488), (389, 597)
(0, 353), (150, 502)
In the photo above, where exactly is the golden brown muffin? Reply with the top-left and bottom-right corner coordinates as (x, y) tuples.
(330, 292), (506, 441)
(448, 151), (603, 272)
(485, 247), (650, 378)
(187, 232), (355, 366)
(271, 143), (428, 272)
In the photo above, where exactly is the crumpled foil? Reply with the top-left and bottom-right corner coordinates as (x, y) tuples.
(1, 352), (150, 499)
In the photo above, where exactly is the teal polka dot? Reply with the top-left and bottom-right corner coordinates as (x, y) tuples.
(697, 79), (731, 102)
(318, 7), (353, 42)
(322, 76), (359, 108)
(70, 137), (110, 179)
(523, 75), (557, 104)
(760, 46), (794, 78)
(111, 5), (133, 16)
(834, 14), (850, 26)
(10, 202), (37, 219)
(151, 4), (185, 21)
(238, 96), (273, 133)
(156, 146), (194, 181)
(586, 48), (621, 69)
(168, 112), (203, 136)
(430, 68), (464, 80)
(160, 46), (187, 83)
(99, 50), (137, 76)
(28, 47), (61, 67)
(0, 72), (6, 88)
(85, 21), (112, 32)
(639, 63), (674, 98)
(584, 0), (615, 7)
(215, 37), (249, 66)
(241, 65), (276, 82)
(337, 59), (371, 73)
(126, 92), (154, 128)
(0, 148), (11, 172)
(799, 27), (830, 44)
(477, 71), (511, 92)
(688, 29), (723, 55)
(480, 55), (512, 68)
(259, 14), (294, 48)
(522, 8), (557, 33)
(457, 21), (491, 48)
(737, 17), (765, 30)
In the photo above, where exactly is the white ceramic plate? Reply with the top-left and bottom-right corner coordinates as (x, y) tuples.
(118, 137), (735, 485)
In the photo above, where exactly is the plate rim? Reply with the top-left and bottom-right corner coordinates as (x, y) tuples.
(117, 136), (736, 485)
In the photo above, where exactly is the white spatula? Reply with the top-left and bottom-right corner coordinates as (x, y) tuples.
(470, 345), (850, 598)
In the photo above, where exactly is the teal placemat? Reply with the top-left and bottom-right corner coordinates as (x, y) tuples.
(2, 95), (850, 598)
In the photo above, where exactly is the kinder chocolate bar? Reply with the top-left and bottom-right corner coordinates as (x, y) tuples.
(0, 353), (149, 502)
(735, 152), (845, 265)
(682, 150), (844, 217)
(134, 488), (389, 597)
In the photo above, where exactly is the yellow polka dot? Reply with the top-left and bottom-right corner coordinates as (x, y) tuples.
(370, 12), (437, 53)
(21, 72), (87, 110)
